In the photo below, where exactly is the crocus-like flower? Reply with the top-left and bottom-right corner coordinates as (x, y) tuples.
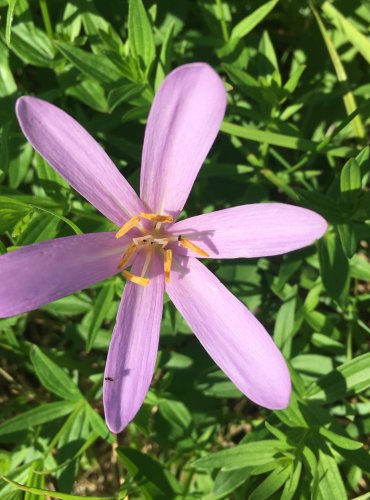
(0, 64), (327, 433)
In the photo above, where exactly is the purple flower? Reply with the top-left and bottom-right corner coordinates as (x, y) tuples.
(0, 63), (327, 433)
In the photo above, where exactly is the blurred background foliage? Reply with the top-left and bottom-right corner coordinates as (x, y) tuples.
(0, 0), (369, 498)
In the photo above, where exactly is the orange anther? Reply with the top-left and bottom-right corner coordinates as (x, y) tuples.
(116, 216), (141, 239)
(118, 243), (138, 270)
(164, 249), (173, 283)
(178, 238), (209, 257)
(140, 213), (173, 223)
(121, 270), (149, 286)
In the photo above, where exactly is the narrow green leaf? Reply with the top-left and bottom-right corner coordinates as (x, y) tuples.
(337, 223), (357, 259)
(221, 121), (346, 156)
(249, 464), (292, 500)
(307, 353), (370, 403)
(230, 0), (279, 41)
(1, 476), (115, 500)
(0, 401), (77, 437)
(340, 158), (361, 206)
(0, 196), (30, 234)
(25, 460), (45, 500)
(319, 427), (363, 450)
(5, 0), (17, 46)
(155, 21), (175, 90)
(55, 41), (122, 83)
(192, 440), (288, 470)
(128, 0), (156, 74)
(273, 287), (297, 357)
(30, 345), (83, 401)
(66, 80), (108, 113)
(107, 82), (149, 113)
(318, 231), (350, 304)
(86, 283), (115, 351)
(117, 447), (181, 498)
(322, 1), (370, 65)
(281, 461), (302, 500)
(311, 5), (365, 138)
(9, 22), (54, 67)
(315, 448), (347, 500)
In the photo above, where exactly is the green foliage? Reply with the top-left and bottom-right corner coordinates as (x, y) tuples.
(0, 0), (369, 498)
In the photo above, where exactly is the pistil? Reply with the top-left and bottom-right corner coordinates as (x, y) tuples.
(116, 213), (209, 287)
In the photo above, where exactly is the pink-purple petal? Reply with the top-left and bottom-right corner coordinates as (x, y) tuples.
(169, 203), (327, 258)
(103, 251), (164, 433)
(0, 232), (124, 317)
(166, 256), (291, 410)
(140, 63), (227, 219)
(16, 97), (146, 226)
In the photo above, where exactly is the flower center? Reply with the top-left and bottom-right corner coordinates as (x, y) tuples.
(115, 213), (208, 286)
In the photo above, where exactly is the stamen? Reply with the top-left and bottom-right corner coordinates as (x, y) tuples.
(140, 213), (173, 223)
(118, 243), (138, 270)
(122, 270), (149, 286)
(164, 249), (173, 283)
(116, 216), (141, 239)
(178, 238), (209, 257)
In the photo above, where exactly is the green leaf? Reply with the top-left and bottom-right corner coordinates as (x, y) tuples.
(311, 5), (365, 138)
(337, 223), (357, 259)
(9, 22), (54, 67)
(315, 448), (347, 500)
(16, 211), (60, 245)
(281, 461), (302, 500)
(318, 427), (363, 450)
(86, 283), (115, 351)
(0, 401), (78, 437)
(192, 440), (288, 470)
(65, 80), (108, 113)
(273, 286), (297, 357)
(221, 121), (346, 157)
(107, 82), (150, 113)
(318, 231), (350, 304)
(249, 464), (292, 500)
(5, 0), (17, 46)
(258, 30), (280, 85)
(307, 353), (370, 403)
(117, 447), (181, 498)
(25, 460), (45, 500)
(0, 196), (30, 234)
(155, 21), (175, 90)
(128, 0), (156, 75)
(85, 405), (114, 444)
(322, 1), (370, 65)
(30, 345), (83, 401)
(230, 0), (279, 41)
(340, 158), (361, 207)
(1, 476), (115, 500)
(55, 41), (123, 83)
(158, 399), (193, 441)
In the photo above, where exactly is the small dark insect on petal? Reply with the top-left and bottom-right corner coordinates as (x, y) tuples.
(105, 377), (114, 382)
(178, 235), (182, 241)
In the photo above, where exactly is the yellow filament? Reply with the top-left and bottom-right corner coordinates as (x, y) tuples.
(118, 243), (138, 270)
(164, 249), (173, 283)
(179, 238), (209, 257)
(116, 216), (141, 239)
(122, 270), (149, 286)
(140, 213), (173, 223)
